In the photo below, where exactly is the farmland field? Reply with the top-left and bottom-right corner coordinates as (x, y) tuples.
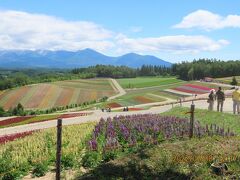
(106, 80), (229, 108)
(105, 77), (185, 107)
(0, 79), (117, 110)
(117, 77), (182, 89)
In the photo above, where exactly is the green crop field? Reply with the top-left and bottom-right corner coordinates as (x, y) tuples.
(0, 79), (117, 110)
(117, 77), (183, 89)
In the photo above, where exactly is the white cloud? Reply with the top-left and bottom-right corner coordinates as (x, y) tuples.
(174, 10), (240, 30)
(0, 10), (229, 55)
(116, 35), (229, 54)
(0, 10), (114, 51)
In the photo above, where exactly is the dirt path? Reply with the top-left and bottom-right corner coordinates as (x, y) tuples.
(108, 78), (126, 100)
(0, 105), (172, 136)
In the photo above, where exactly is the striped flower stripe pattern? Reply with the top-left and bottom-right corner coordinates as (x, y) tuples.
(172, 84), (214, 95)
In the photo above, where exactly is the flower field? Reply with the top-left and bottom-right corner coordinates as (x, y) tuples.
(0, 122), (95, 179)
(87, 114), (234, 152)
(0, 108), (238, 179)
(0, 79), (117, 110)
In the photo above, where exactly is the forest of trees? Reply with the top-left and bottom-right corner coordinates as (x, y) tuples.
(172, 59), (240, 80)
(72, 65), (137, 78)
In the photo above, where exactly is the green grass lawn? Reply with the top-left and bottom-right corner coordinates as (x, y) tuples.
(163, 107), (240, 134)
(117, 76), (182, 89)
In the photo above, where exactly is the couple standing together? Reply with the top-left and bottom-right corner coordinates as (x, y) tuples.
(208, 87), (225, 112)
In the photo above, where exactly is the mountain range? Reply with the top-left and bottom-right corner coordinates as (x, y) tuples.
(0, 48), (172, 68)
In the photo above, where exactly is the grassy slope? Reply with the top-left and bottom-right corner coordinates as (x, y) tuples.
(162, 107), (240, 134)
(117, 77), (182, 89)
(80, 136), (240, 179)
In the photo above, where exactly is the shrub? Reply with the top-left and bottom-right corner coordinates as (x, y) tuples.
(2, 170), (22, 180)
(231, 76), (238, 85)
(61, 154), (75, 169)
(102, 151), (118, 162)
(32, 162), (48, 177)
(82, 151), (101, 168)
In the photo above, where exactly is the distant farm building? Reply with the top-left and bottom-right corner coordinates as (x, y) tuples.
(204, 77), (213, 82)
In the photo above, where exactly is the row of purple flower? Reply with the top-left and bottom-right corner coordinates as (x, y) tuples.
(88, 114), (235, 151)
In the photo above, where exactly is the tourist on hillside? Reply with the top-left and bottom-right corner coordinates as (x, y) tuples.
(232, 87), (240, 114)
(216, 87), (225, 112)
(208, 90), (215, 111)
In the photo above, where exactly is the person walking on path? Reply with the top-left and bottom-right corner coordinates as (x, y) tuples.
(208, 90), (215, 111)
(232, 87), (240, 114)
(216, 87), (225, 112)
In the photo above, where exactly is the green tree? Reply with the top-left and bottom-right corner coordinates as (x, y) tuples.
(12, 103), (25, 116)
(231, 76), (238, 85)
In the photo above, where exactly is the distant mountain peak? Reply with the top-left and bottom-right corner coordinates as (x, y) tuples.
(0, 49), (172, 68)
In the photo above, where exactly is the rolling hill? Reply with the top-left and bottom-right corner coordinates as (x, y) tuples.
(0, 49), (172, 68)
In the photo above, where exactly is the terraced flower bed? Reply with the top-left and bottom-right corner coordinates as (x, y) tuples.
(0, 79), (116, 110)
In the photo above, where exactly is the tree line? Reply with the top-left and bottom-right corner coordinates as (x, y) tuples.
(72, 65), (172, 78)
(1, 59), (240, 91)
(172, 59), (240, 80)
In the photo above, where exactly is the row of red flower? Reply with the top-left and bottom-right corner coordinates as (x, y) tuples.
(0, 131), (36, 144)
(0, 112), (91, 127)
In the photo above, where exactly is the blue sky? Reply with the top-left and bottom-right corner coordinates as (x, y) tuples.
(0, 0), (240, 62)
